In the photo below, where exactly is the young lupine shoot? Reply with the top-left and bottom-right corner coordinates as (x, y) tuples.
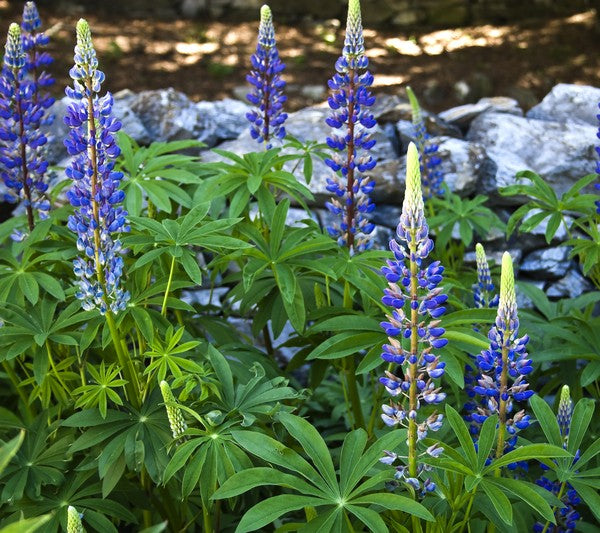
(473, 252), (533, 462)
(535, 385), (581, 533)
(379, 142), (448, 494)
(67, 505), (84, 533)
(324, 0), (377, 252)
(406, 86), (444, 199)
(65, 19), (129, 316)
(246, 5), (287, 148)
(21, 1), (55, 116)
(464, 243), (499, 435)
(0, 22), (51, 232)
(160, 380), (187, 441)
(473, 243), (499, 309)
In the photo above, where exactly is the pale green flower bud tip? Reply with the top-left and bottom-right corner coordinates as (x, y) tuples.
(8, 23), (21, 40)
(406, 86), (422, 123)
(499, 251), (515, 308)
(475, 242), (484, 256)
(67, 506), (84, 533)
(160, 380), (187, 440)
(159, 380), (174, 402)
(559, 384), (570, 404)
(348, 0), (361, 21)
(76, 19), (91, 43)
(260, 4), (272, 22)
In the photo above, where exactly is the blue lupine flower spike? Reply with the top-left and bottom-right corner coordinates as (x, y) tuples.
(246, 5), (287, 148)
(0, 22), (50, 232)
(21, 1), (55, 115)
(473, 252), (533, 461)
(324, 0), (377, 253)
(474, 243), (499, 309)
(64, 19), (129, 315)
(378, 142), (447, 496)
(534, 385), (581, 533)
(406, 86), (444, 199)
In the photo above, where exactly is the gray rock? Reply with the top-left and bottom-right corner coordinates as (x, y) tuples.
(464, 249), (523, 271)
(526, 83), (600, 126)
(520, 246), (572, 279)
(130, 88), (202, 142)
(196, 98), (252, 147)
(396, 136), (491, 196)
(181, 287), (229, 307)
(466, 113), (597, 200)
(516, 281), (545, 310)
(203, 104), (404, 206)
(439, 97), (523, 128)
(43, 97), (71, 165)
(113, 91), (152, 144)
(396, 116), (462, 150)
(547, 270), (593, 299)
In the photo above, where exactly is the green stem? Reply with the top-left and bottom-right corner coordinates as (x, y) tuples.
(540, 481), (565, 533)
(161, 255), (177, 317)
(408, 237), (419, 478)
(2, 361), (33, 420)
(344, 356), (365, 430)
(457, 492), (476, 533)
(45, 341), (69, 394)
(106, 311), (141, 409)
(494, 343), (509, 475)
(202, 505), (212, 532)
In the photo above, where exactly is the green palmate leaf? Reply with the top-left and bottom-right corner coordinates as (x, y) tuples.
(481, 480), (513, 525)
(485, 444), (571, 472)
(570, 481), (600, 523)
(0, 515), (52, 533)
(476, 415), (498, 472)
(529, 395), (562, 448)
(278, 412), (337, 494)
(567, 398), (595, 456)
(350, 493), (433, 521)
(446, 404), (477, 469)
(236, 495), (325, 533)
(485, 478), (556, 524)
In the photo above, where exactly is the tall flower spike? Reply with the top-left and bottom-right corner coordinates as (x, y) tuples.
(67, 505), (84, 533)
(246, 5), (287, 148)
(323, 0), (377, 252)
(65, 19), (129, 315)
(406, 86), (444, 199)
(473, 243), (499, 308)
(0, 22), (51, 231)
(464, 243), (499, 436)
(557, 384), (573, 442)
(472, 252), (534, 461)
(378, 142), (447, 495)
(160, 380), (187, 440)
(21, 1), (55, 118)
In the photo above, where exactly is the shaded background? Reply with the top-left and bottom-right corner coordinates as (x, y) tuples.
(0, 0), (599, 111)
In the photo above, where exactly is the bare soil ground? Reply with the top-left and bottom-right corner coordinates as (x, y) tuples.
(1, 2), (599, 112)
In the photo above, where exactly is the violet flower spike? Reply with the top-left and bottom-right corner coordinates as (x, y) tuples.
(0, 22), (50, 232)
(324, 0), (377, 253)
(406, 86), (444, 199)
(246, 5), (287, 148)
(21, 1), (55, 119)
(378, 142), (447, 494)
(472, 252), (534, 461)
(64, 19), (129, 315)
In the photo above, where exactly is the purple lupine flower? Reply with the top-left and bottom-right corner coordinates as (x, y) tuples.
(246, 5), (287, 148)
(323, 0), (376, 252)
(21, 1), (54, 120)
(65, 19), (129, 315)
(472, 252), (534, 459)
(0, 22), (50, 232)
(378, 142), (447, 494)
(406, 86), (444, 199)
(534, 386), (581, 533)
(464, 243), (499, 436)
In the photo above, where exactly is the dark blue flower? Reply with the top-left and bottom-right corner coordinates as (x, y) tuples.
(407, 86), (444, 199)
(324, 0), (377, 252)
(65, 19), (129, 315)
(0, 21), (50, 231)
(246, 5), (287, 148)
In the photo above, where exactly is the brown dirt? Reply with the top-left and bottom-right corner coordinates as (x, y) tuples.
(1, 2), (599, 113)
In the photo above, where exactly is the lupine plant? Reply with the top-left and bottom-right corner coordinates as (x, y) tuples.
(0, 2), (598, 532)
(324, 0), (377, 252)
(246, 4), (287, 147)
(379, 142), (447, 492)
